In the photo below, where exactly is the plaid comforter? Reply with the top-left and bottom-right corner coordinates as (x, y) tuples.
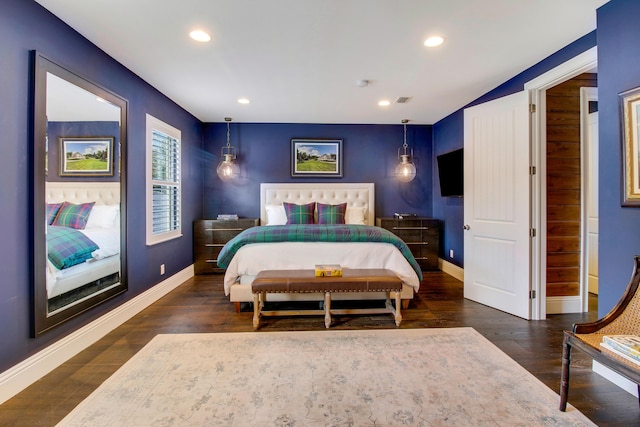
(47, 225), (99, 270)
(217, 224), (422, 280)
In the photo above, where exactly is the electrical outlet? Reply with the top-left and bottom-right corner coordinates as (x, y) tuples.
(160, 264), (165, 275)
(449, 249), (454, 258)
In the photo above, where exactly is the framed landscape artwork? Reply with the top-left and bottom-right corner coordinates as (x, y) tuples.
(59, 137), (114, 176)
(291, 138), (343, 177)
(621, 87), (640, 206)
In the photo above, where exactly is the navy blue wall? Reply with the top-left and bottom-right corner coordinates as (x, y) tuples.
(596, 0), (640, 317)
(432, 31), (598, 268)
(0, 0), (203, 372)
(202, 123), (433, 219)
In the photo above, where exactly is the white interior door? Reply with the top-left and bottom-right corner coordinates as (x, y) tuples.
(463, 91), (531, 319)
(587, 110), (599, 295)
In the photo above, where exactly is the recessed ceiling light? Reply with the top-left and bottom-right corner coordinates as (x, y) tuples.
(424, 36), (445, 47)
(237, 98), (250, 104)
(378, 100), (391, 107)
(189, 30), (211, 42)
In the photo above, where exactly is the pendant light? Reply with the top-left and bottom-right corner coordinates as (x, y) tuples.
(216, 117), (240, 181)
(395, 119), (416, 182)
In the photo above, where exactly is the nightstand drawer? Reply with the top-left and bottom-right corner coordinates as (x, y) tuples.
(376, 217), (441, 271)
(194, 218), (259, 274)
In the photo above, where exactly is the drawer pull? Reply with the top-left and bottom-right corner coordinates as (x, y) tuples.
(205, 244), (225, 247)
(205, 228), (243, 232)
(205, 259), (218, 263)
(392, 226), (430, 230)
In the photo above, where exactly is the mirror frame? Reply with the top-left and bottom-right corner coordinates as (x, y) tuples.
(31, 51), (128, 336)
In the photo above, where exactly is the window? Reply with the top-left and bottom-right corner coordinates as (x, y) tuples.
(146, 114), (182, 245)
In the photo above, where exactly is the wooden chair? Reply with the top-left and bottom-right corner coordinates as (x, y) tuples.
(559, 255), (640, 411)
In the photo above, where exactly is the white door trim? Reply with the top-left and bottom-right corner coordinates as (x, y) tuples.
(581, 87), (599, 311)
(524, 46), (598, 319)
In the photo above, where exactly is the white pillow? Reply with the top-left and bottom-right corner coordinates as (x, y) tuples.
(345, 206), (367, 225)
(265, 204), (287, 225)
(85, 204), (119, 229)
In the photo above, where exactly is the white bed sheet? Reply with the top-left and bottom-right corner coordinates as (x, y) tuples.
(223, 241), (421, 296)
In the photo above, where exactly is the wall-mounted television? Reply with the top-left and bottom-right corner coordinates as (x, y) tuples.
(437, 148), (463, 197)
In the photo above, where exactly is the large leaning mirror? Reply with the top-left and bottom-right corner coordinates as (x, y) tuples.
(32, 51), (127, 336)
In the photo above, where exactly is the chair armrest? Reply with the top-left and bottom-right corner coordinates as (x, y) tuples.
(572, 256), (640, 334)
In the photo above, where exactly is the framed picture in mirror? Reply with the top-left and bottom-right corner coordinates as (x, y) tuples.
(59, 137), (114, 176)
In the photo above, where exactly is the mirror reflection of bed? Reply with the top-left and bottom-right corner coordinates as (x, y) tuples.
(45, 182), (120, 314)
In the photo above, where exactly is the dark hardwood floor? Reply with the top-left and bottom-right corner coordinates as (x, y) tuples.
(1, 271), (639, 426)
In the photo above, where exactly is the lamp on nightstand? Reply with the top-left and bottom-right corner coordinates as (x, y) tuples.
(216, 117), (240, 181)
(395, 119), (416, 182)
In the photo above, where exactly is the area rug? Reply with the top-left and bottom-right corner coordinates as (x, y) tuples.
(57, 328), (594, 426)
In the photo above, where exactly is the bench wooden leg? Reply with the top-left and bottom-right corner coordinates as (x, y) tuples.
(559, 334), (572, 411)
(252, 293), (262, 330)
(324, 292), (332, 328)
(394, 292), (402, 326)
(401, 299), (410, 310)
(233, 302), (241, 313)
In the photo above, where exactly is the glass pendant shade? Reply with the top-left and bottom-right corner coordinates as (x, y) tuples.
(216, 117), (239, 181)
(216, 154), (240, 182)
(395, 154), (417, 182)
(395, 119), (416, 182)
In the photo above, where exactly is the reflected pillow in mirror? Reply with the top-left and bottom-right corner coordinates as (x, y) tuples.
(265, 204), (287, 225)
(345, 206), (367, 225)
(85, 204), (119, 229)
(317, 202), (346, 224)
(283, 202), (315, 224)
(51, 201), (95, 229)
(47, 225), (99, 270)
(46, 202), (63, 225)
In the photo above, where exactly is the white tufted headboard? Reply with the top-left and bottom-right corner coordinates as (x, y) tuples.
(260, 183), (375, 226)
(46, 182), (120, 205)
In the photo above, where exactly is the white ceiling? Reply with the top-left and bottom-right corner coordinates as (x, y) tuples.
(35, 0), (608, 125)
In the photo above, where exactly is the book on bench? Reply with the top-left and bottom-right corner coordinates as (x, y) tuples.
(315, 264), (342, 277)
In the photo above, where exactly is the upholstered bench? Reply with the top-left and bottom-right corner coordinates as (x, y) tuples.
(251, 268), (403, 329)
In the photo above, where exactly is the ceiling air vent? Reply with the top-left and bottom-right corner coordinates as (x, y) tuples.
(395, 96), (412, 104)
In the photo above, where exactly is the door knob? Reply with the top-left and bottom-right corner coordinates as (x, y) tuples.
(463, 225), (470, 230)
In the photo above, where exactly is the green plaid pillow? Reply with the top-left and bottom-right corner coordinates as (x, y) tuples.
(283, 202), (315, 224)
(317, 202), (346, 224)
(46, 202), (63, 225)
(52, 201), (95, 229)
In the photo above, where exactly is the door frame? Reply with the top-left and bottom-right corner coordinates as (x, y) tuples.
(581, 87), (599, 311)
(524, 46), (598, 319)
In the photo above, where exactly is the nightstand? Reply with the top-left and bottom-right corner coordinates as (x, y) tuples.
(376, 217), (441, 271)
(193, 218), (259, 274)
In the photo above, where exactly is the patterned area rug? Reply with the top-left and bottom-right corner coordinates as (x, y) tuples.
(57, 328), (594, 426)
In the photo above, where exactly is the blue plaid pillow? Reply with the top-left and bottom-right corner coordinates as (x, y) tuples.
(46, 202), (63, 225)
(47, 225), (99, 269)
(283, 202), (315, 224)
(317, 202), (346, 224)
(52, 201), (95, 229)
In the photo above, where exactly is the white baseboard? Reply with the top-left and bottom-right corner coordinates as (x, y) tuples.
(593, 360), (639, 397)
(438, 258), (464, 282)
(546, 296), (583, 314)
(0, 265), (194, 405)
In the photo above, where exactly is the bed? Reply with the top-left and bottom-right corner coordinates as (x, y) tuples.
(220, 183), (422, 312)
(45, 182), (121, 311)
